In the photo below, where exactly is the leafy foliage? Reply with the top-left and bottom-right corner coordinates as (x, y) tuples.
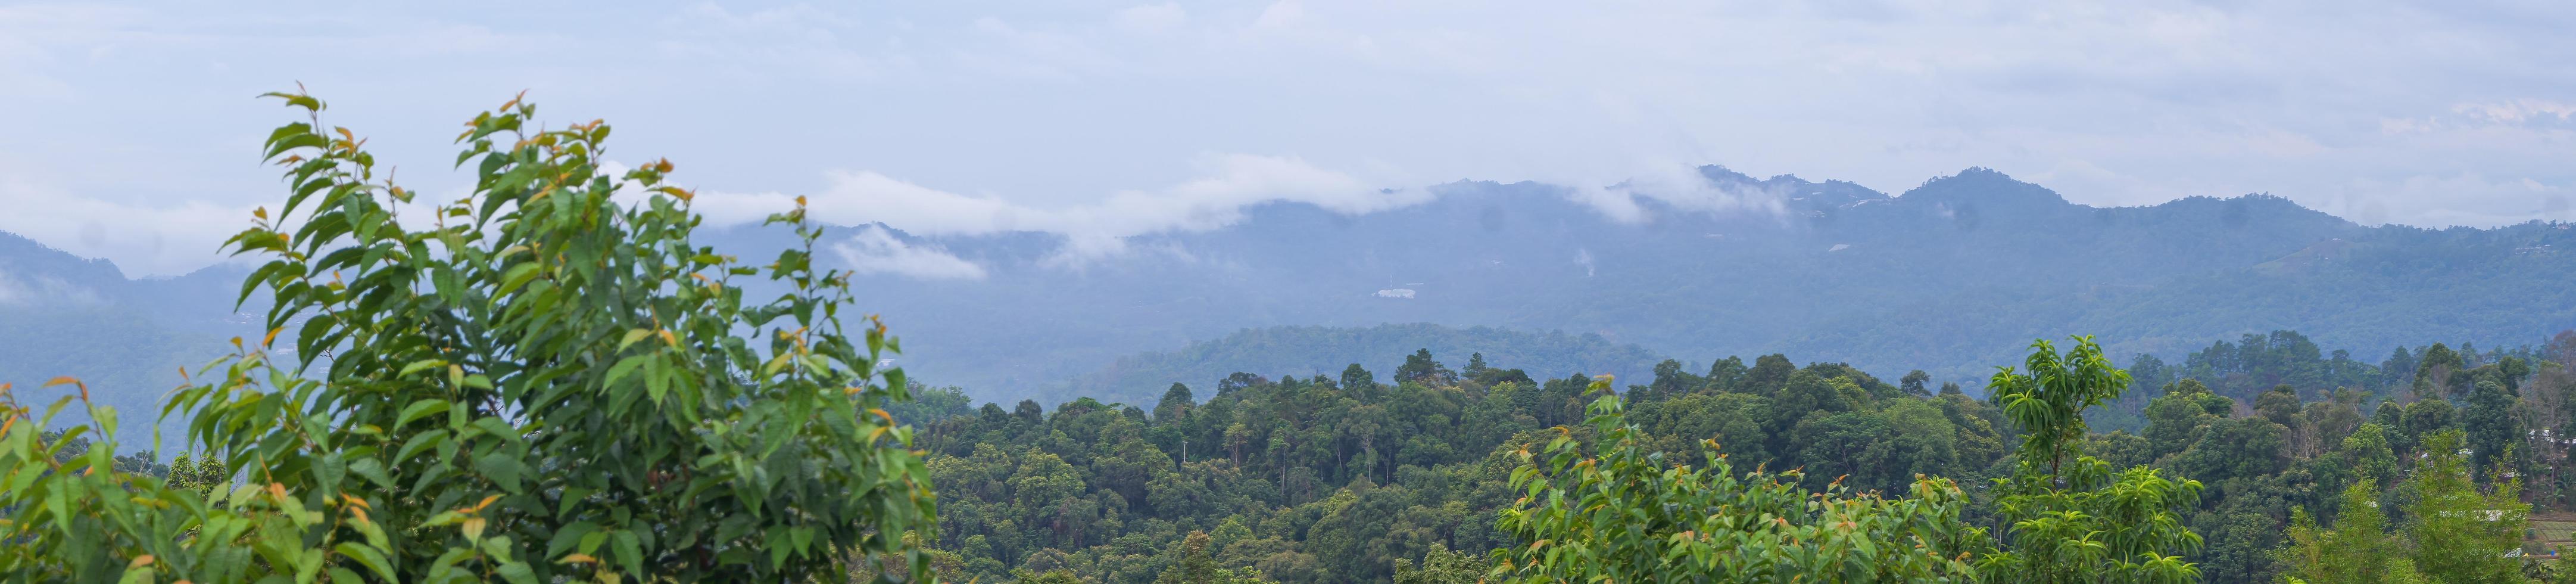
(1490, 377), (1986, 582)
(1980, 337), (2207, 583)
(1, 91), (937, 582)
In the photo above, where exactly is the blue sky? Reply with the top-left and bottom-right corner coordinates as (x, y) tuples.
(4, 1), (2574, 276)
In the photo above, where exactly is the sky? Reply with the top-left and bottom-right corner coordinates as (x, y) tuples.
(3, 0), (2573, 277)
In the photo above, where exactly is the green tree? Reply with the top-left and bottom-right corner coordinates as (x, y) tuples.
(1395, 349), (1454, 386)
(1980, 336), (2206, 583)
(2276, 476), (2427, 583)
(1340, 364), (1379, 397)
(1769, 369), (1854, 436)
(1157, 383), (1196, 424)
(2405, 430), (2531, 583)
(2402, 398), (2458, 453)
(2462, 380), (2522, 471)
(2141, 379), (2226, 461)
(1, 91), (938, 582)
(1491, 378), (1986, 582)
(2173, 417), (2290, 484)
(1901, 369), (1933, 397)
(2338, 423), (2400, 489)
(1743, 353), (1795, 396)
(1391, 543), (1482, 584)
(1155, 531), (1267, 584)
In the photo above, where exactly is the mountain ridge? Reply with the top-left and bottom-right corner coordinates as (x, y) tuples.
(7, 166), (2571, 411)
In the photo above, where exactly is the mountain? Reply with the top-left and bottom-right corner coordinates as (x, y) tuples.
(0, 232), (263, 443)
(10, 166), (2576, 412)
(757, 166), (2572, 403)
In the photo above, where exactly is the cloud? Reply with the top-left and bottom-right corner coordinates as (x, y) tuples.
(1545, 162), (1797, 224)
(776, 153), (1421, 265)
(0, 268), (105, 307)
(0, 176), (260, 278)
(830, 225), (987, 280)
(2330, 172), (2575, 227)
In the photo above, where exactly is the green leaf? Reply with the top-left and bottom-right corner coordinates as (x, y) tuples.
(618, 328), (653, 352)
(547, 521), (600, 561)
(495, 561), (539, 584)
(497, 262), (542, 297)
(398, 399), (452, 427)
(475, 450), (525, 493)
(605, 355), (649, 388)
(335, 542), (398, 582)
(612, 530), (644, 576)
(398, 358), (449, 378)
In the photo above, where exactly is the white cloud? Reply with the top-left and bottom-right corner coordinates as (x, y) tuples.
(2330, 172), (2575, 228)
(829, 225), (987, 280)
(784, 153), (1421, 265)
(0, 176), (260, 278)
(0, 268), (105, 307)
(1626, 164), (1792, 217)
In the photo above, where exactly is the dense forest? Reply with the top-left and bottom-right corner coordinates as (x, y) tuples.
(891, 330), (2576, 583)
(1048, 324), (1666, 407)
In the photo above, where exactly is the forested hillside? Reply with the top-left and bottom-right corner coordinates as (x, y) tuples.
(0, 232), (261, 442)
(896, 331), (2576, 583)
(799, 167), (2576, 399)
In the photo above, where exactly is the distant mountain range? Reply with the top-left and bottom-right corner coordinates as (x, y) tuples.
(8, 166), (2575, 423)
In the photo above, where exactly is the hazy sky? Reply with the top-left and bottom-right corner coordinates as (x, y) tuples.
(4, 1), (2574, 276)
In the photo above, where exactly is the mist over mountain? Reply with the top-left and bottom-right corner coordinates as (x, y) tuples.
(721, 166), (2573, 405)
(8, 166), (2574, 417)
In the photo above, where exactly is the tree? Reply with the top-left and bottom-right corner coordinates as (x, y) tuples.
(2338, 423), (2400, 490)
(1340, 364), (1379, 397)
(1980, 336), (2206, 583)
(1, 91), (938, 581)
(165, 451), (228, 496)
(1491, 378), (1986, 582)
(1743, 353), (1795, 396)
(2276, 475), (2427, 583)
(2173, 417), (2289, 484)
(2420, 343), (2467, 398)
(2142, 380), (2227, 460)
(1155, 531), (1266, 584)
(1157, 383), (1196, 424)
(2402, 398), (2458, 453)
(2462, 380), (2522, 471)
(1901, 369), (1933, 397)
(1705, 356), (1748, 393)
(2256, 385), (2301, 426)
(1789, 411), (1898, 492)
(1646, 358), (1701, 399)
(2404, 430), (2532, 584)
(1395, 349), (1454, 386)
(1768, 369), (1853, 438)
(1391, 543), (1481, 584)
